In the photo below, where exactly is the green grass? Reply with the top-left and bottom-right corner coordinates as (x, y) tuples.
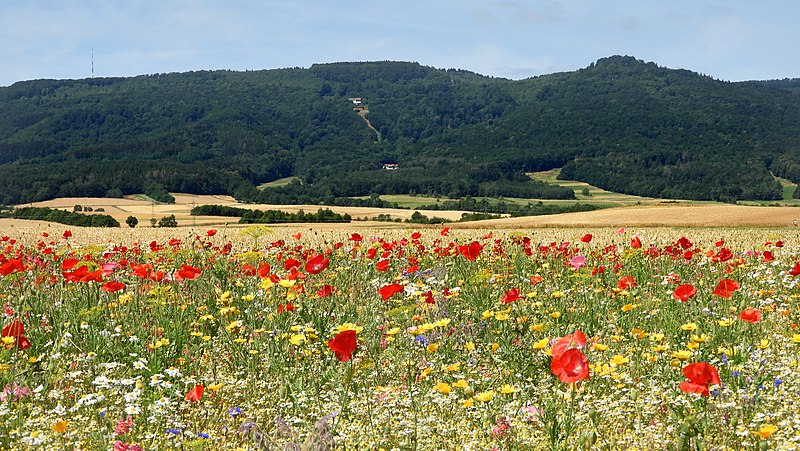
(257, 176), (301, 190)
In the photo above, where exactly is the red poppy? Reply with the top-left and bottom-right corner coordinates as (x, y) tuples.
(317, 284), (335, 298)
(169, 239), (181, 247)
(206, 229), (217, 237)
(2, 320), (30, 350)
(185, 384), (204, 402)
(63, 230), (72, 239)
(0, 258), (23, 276)
(617, 275), (637, 290)
(551, 330), (587, 360)
(550, 348), (589, 383)
(679, 362), (720, 397)
(459, 241), (483, 262)
(739, 308), (762, 324)
(712, 248), (733, 263)
(672, 284), (697, 303)
(630, 236), (642, 249)
(411, 232), (422, 240)
(790, 262), (800, 276)
(375, 259), (390, 272)
(530, 275), (543, 286)
(2, 319), (24, 338)
(176, 265), (202, 281)
(278, 303), (295, 313)
(101, 281), (126, 293)
(500, 288), (521, 305)
(283, 259), (301, 271)
(378, 283), (404, 301)
(327, 329), (357, 362)
(349, 233), (363, 242)
(712, 279), (739, 298)
(304, 254), (329, 275)
(257, 262), (271, 278)
(440, 228), (450, 236)
(762, 251), (775, 262)
(580, 234), (593, 243)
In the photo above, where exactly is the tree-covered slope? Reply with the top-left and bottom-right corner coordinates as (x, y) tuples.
(0, 56), (799, 204)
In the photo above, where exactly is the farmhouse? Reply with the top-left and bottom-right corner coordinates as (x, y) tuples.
(382, 163), (399, 170)
(349, 97), (362, 105)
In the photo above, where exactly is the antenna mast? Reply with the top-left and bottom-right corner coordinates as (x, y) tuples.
(91, 48), (94, 78)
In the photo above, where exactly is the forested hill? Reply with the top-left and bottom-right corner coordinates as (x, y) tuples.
(1, 55), (800, 205)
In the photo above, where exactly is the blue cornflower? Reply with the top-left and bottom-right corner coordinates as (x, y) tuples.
(229, 407), (242, 416)
(166, 428), (181, 435)
(198, 432), (210, 439)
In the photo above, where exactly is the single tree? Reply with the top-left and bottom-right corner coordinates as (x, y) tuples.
(125, 216), (138, 228)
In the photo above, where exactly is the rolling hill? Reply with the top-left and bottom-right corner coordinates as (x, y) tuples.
(1, 56), (799, 205)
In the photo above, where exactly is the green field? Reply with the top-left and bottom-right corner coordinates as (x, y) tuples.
(257, 176), (301, 190)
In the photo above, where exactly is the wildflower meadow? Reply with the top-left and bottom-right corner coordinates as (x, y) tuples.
(2, 226), (800, 450)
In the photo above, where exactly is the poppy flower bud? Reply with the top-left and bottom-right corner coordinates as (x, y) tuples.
(463, 386), (474, 397)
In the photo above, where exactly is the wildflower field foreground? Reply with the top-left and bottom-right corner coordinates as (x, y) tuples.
(2, 225), (800, 450)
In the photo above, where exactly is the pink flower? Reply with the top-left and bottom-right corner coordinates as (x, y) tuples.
(569, 255), (586, 270)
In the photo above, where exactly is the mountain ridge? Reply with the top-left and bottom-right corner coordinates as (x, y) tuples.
(1, 55), (799, 205)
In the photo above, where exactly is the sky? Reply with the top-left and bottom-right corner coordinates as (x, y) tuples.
(1, 1), (799, 87)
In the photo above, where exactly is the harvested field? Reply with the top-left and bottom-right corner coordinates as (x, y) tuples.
(463, 203), (800, 228)
(15, 193), (470, 227)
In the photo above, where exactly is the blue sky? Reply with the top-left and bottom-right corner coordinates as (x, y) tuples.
(1, 1), (798, 86)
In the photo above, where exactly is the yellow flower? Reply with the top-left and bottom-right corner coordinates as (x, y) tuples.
(550, 311), (562, 319)
(462, 397), (474, 408)
(680, 323), (697, 332)
(434, 382), (452, 394)
(433, 318), (451, 328)
(490, 342), (500, 352)
(649, 333), (665, 342)
(1, 336), (15, 347)
(278, 279), (296, 288)
(494, 312), (510, 321)
(51, 421), (67, 433)
(226, 320), (243, 333)
(752, 424), (778, 439)
(672, 350), (692, 360)
(289, 334), (306, 346)
(482, 310), (495, 320)
(687, 341), (700, 350)
(653, 344), (670, 353)
(334, 323), (363, 334)
(498, 384), (517, 394)
(443, 362), (461, 372)
(475, 390), (494, 402)
(529, 323), (545, 332)
(241, 294), (255, 302)
(592, 343), (609, 351)
(533, 338), (550, 350)
(630, 328), (648, 339)
(621, 303), (637, 312)
(419, 367), (431, 380)
(207, 383), (223, 391)
(259, 278), (274, 290)
(385, 327), (401, 335)
(717, 318), (735, 327)
(426, 343), (439, 353)
(452, 379), (469, 389)
(758, 339), (770, 349)
(609, 354), (629, 366)
(793, 334), (800, 343)
(465, 341), (475, 351)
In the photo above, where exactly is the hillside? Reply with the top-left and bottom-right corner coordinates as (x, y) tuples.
(1, 56), (799, 205)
